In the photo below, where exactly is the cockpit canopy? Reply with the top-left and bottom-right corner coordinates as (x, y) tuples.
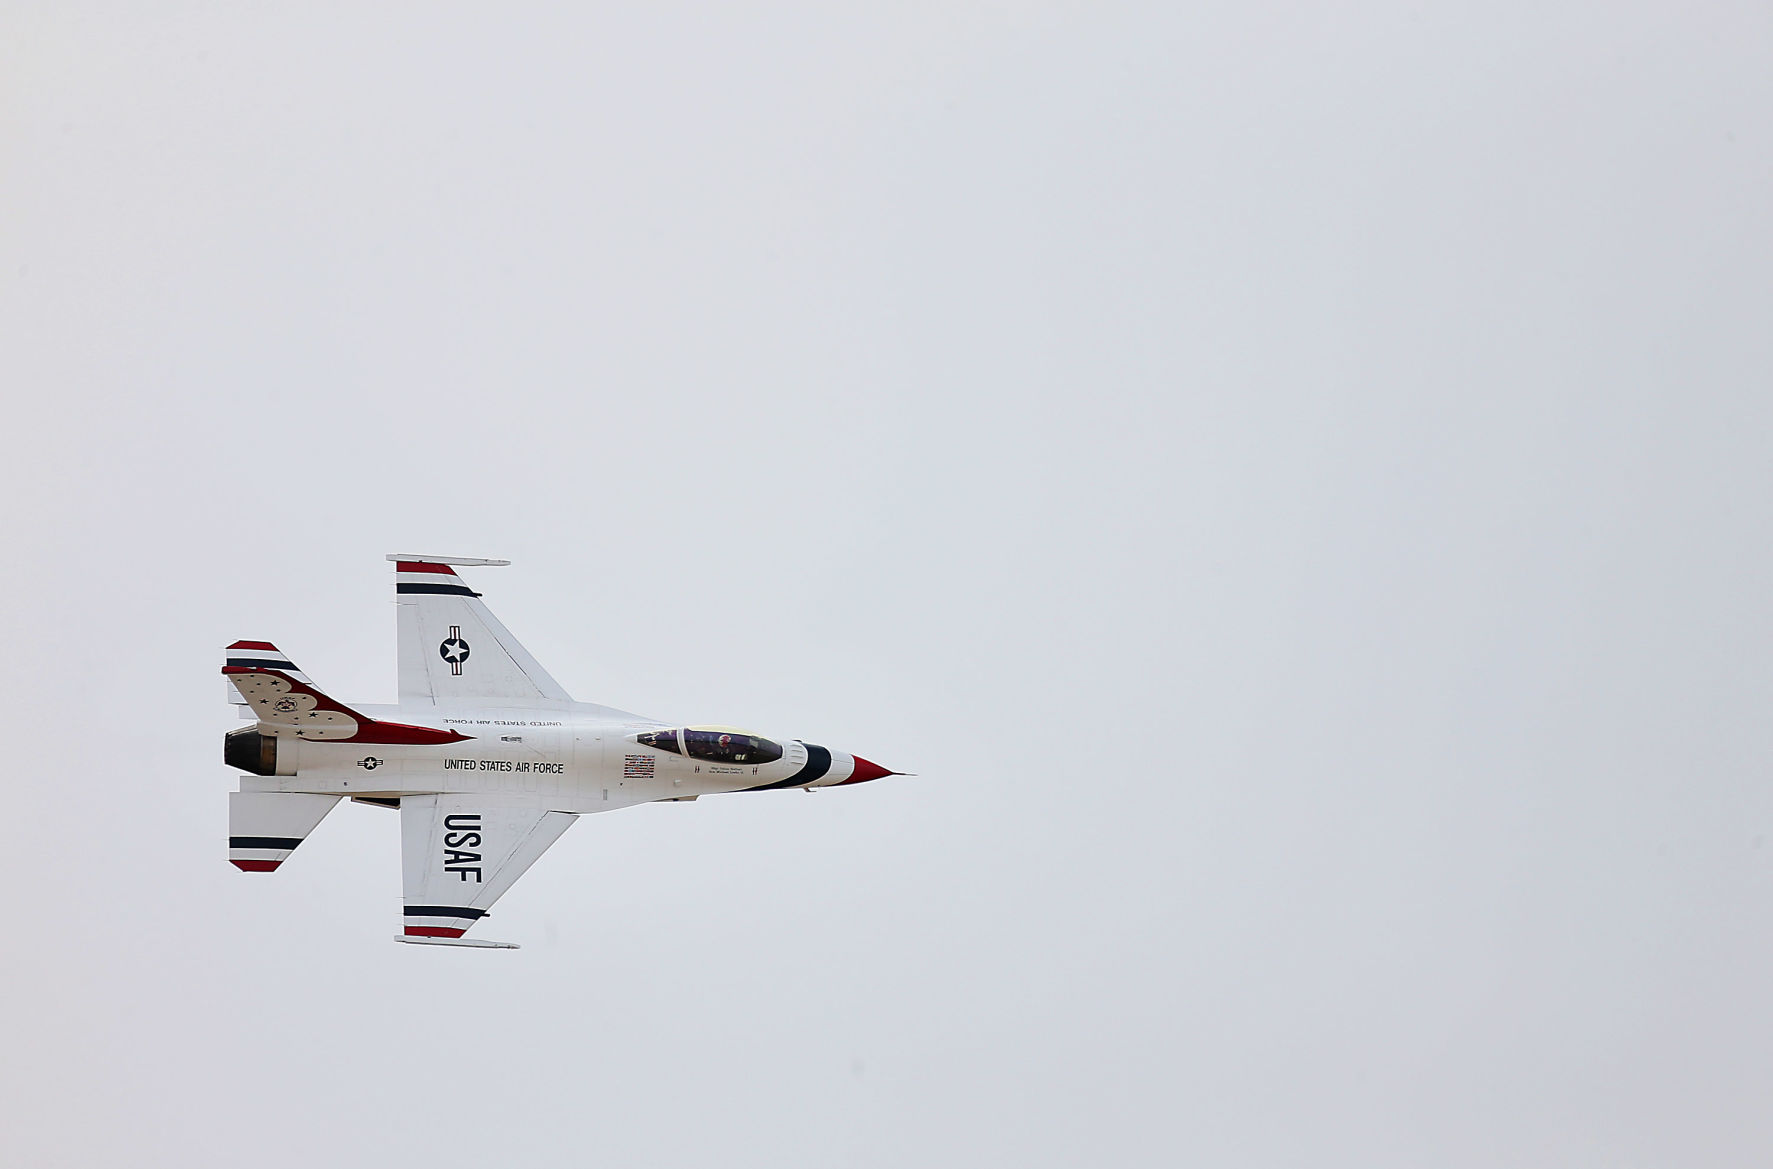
(636, 727), (785, 765)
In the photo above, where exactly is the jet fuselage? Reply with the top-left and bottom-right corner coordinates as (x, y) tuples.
(228, 703), (885, 814)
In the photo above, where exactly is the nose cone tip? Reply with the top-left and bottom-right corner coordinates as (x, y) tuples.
(845, 755), (895, 785)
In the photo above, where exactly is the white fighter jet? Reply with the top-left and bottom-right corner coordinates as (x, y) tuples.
(223, 555), (899, 948)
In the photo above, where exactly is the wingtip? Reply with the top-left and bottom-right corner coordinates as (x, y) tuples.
(397, 935), (521, 950)
(387, 554), (512, 567)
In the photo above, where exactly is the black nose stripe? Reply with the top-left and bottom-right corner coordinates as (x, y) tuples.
(745, 742), (831, 791)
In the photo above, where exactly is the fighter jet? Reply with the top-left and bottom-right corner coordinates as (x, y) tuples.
(223, 555), (898, 948)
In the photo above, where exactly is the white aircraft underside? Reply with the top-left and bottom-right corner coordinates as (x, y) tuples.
(222, 555), (896, 948)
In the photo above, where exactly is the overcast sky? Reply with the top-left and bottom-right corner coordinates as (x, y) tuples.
(3, 4), (1771, 1166)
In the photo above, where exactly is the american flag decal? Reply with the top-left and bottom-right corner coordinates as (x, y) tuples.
(623, 754), (655, 779)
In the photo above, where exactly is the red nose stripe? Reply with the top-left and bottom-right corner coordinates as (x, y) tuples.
(840, 756), (893, 785)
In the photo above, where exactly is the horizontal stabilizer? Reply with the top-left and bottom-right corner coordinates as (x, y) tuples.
(229, 791), (340, 872)
(397, 936), (520, 949)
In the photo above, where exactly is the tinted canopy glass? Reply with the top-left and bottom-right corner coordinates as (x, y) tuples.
(684, 729), (783, 765)
(637, 728), (784, 765)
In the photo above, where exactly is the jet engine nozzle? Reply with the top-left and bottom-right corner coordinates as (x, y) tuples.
(224, 727), (291, 776)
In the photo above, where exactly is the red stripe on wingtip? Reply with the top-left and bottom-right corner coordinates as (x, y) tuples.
(394, 561), (458, 575)
(227, 640), (280, 651)
(405, 926), (467, 938)
(231, 859), (281, 872)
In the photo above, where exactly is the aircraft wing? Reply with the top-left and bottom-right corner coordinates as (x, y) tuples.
(399, 794), (578, 948)
(391, 555), (572, 706)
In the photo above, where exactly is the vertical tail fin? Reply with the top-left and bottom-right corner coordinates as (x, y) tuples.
(223, 641), (471, 745)
(226, 641), (308, 718)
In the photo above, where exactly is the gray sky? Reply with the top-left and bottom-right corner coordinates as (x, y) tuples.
(4, 4), (1771, 1166)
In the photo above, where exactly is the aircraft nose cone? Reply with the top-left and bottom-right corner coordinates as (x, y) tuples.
(844, 755), (894, 784)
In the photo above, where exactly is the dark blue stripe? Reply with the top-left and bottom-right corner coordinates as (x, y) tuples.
(396, 583), (481, 597)
(403, 906), (487, 920)
(747, 743), (831, 791)
(226, 658), (296, 670)
(230, 836), (303, 850)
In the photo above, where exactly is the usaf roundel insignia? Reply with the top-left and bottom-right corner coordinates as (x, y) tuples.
(439, 626), (471, 676)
